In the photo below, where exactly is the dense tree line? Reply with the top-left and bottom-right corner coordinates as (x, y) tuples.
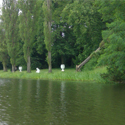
(0, 0), (124, 82)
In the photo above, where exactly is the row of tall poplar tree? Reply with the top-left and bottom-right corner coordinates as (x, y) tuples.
(0, 0), (52, 73)
(0, 0), (103, 73)
(0, 0), (125, 82)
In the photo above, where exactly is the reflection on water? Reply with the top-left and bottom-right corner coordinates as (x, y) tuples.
(0, 78), (125, 125)
(60, 81), (66, 124)
(36, 79), (40, 98)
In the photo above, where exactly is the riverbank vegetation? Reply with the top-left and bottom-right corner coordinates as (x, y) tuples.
(0, 67), (107, 83)
(0, 0), (125, 83)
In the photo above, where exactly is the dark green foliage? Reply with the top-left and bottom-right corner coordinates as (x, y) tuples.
(31, 46), (48, 69)
(36, 0), (45, 55)
(18, 0), (39, 72)
(97, 0), (125, 82)
(35, 0), (48, 68)
(0, 0), (105, 72)
(2, 0), (125, 83)
(15, 40), (26, 69)
(51, 0), (76, 66)
(62, 0), (103, 64)
(0, 62), (2, 70)
(2, 0), (19, 71)
(43, 0), (53, 72)
(0, 21), (9, 71)
(19, 0), (37, 60)
(43, 0), (52, 51)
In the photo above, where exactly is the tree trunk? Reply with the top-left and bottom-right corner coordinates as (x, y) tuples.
(76, 47), (100, 72)
(48, 51), (52, 73)
(12, 64), (15, 72)
(27, 56), (31, 73)
(46, 0), (52, 73)
(61, 55), (64, 64)
(3, 62), (7, 72)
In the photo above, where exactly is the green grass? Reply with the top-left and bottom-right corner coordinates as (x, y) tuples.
(0, 67), (107, 83)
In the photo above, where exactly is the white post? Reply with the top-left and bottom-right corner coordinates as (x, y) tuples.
(36, 68), (40, 73)
(61, 64), (65, 71)
(19, 66), (22, 72)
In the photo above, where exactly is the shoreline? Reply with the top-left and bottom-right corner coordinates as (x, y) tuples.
(0, 67), (106, 83)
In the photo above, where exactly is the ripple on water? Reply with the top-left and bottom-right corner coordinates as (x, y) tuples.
(0, 79), (125, 125)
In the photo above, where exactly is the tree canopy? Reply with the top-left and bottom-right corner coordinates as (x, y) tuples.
(0, 0), (124, 82)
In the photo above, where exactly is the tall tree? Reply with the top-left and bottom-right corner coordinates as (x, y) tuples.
(36, 0), (44, 55)
(62, 0), (103, 65)
(2, 0), (19, 72)
(43, 0), (52, 73)
(18, 0), (38, 73)
(0, 21), (9, 71)
(51, 0), (76, 67)
(35, 0), (48, 69)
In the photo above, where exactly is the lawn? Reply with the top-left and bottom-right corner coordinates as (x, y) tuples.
(0, 67), (107, 83)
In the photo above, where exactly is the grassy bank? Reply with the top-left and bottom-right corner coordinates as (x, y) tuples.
(0, 67), (107, 83)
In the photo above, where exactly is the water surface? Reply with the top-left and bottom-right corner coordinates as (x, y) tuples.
(0, 78), (125, 125)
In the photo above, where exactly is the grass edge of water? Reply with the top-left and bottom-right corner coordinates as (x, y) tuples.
(0, 67), (107, 83)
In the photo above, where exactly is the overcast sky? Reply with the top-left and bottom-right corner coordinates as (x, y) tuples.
(0, 0), (2, 14)
(0, 0), (2, 6)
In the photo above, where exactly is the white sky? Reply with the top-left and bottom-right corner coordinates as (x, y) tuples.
(0, 0), (19, 15)
(0, 0), (2, 15)
(0, 0), (2, 6)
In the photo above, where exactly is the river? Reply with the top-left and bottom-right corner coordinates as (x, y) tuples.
(0, 78), (125, 125)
